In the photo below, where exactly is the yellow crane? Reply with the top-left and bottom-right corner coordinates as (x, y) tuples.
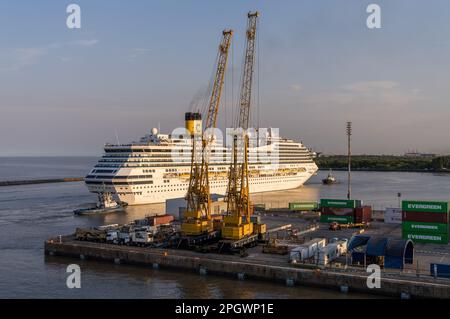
(181, 29), (233, 236)
(222, 12), (260, 240)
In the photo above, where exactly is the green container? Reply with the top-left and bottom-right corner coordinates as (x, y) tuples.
(320, 199), (356, 209)
(320, 215), (354, 224)
(289, 202), (318, 211)
(402, 221), (449, 234)
(402, 201), (449, 213)
(402, 232), (448, 244)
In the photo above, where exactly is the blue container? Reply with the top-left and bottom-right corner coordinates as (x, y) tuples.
(430, 263), (450, 279)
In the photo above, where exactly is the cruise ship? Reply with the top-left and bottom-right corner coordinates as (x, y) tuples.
(84, 116), (318, 205)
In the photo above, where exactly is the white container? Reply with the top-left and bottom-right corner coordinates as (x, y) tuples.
(318, 239), (347, 266)
(384, 207), (402, 224)
(289, 238), (326, 262)
(318, 244), (338, 266)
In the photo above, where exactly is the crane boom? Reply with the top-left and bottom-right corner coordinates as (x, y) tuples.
(182, 29), (233, 236)
(238, 12), (259, 130)
(222, 12), (259, 241)
(206, 30), (233, 130)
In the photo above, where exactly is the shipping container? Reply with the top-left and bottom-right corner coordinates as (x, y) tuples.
(355, 206), (372, 223)
(320, 215), (354, 224)
(384, 207), (402, 224)
(402, 232), (448, 244)
(430, 263), (450, 279)
(402, 221), (448, 234)
(402, 211), (448, 224)
(402, 200), (449, 213)
(321, 207), (354, 216)
(146, 214), (174, 226)
(289, 238), (326, 262)
(320, 199), (356, 208)
(288, 202), (318, 211)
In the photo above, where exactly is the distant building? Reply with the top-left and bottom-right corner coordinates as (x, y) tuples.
(404, 151), (437, 158)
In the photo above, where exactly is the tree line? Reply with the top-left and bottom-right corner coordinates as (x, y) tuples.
(315, 155), (450, 172)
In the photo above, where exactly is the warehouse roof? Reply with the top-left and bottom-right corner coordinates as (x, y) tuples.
(348, 235), (371, 251)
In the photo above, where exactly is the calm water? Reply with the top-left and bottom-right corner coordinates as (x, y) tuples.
(2, 157), (450, 298)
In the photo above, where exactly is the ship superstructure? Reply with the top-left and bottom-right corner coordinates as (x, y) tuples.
(84, 128), (318, 205)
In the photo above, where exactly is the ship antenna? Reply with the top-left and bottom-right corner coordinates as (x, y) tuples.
(115, 130), (120, 145)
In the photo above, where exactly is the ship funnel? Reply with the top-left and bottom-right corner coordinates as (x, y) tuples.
(185, 112), (202, 136)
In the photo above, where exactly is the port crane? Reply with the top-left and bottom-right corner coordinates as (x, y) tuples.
(221, 12), (260, 240)
(181, 29), (233, 236)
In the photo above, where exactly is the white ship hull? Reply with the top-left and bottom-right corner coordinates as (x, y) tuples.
(86, 163), (317, 205)
(85, 128), (318, 206)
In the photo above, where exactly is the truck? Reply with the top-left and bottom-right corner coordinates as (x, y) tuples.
(106, 230), (119, 244)
(130, 228), (155, 247)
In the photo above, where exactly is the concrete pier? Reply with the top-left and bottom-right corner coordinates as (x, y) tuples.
(0, 178), (83, 187)
(45, 237), (450, 298)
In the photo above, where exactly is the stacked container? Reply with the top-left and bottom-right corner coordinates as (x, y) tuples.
(320, 199), (371, 224)
(384, 207), (402, 224)
(320, 199), (357, 224)
(402, 200), (449, 244)
(355, 206), (372, 224)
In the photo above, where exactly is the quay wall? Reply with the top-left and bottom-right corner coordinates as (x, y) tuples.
(45, 239), (450, 298)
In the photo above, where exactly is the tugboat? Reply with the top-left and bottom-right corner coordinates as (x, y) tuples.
(322, 169), (337, 185)
(74, 192), (127, 215)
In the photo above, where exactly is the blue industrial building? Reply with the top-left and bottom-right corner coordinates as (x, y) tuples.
(348, 235), (414, 269)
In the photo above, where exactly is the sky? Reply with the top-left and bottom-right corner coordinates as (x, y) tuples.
(1, 0), (450, 156)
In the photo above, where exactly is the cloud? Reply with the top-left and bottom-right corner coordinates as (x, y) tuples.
(289, 84), (303, 92)
(13, 47), (48, 68)
(342, 81), (398, 93)
(68, 39), (99, 47)
(128, 48), (152, 61)
(300, 80), (424, 116)
(0, 39), (99, 71)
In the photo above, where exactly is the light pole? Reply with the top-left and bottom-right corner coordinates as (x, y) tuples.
(347, 122), (352, 200)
